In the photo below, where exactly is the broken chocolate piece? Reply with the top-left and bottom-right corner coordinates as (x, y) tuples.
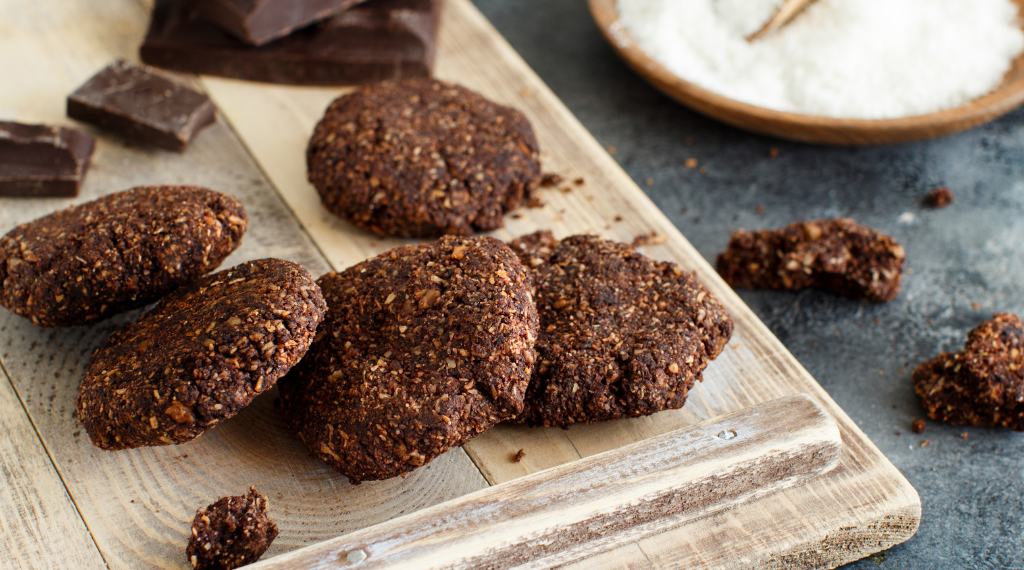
(180, 0), (370, 46)
(67, 60), (216, 152)
(141, 0), (439, 86)
(0, 122), (95, 198)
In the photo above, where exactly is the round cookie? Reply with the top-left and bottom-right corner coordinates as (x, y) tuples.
(0, 185), (247, 327)
(306, 78), (541, 238)
(278, 236), (538, 483)
(509, 231), (734, 428)
(76, 258), (326, 450)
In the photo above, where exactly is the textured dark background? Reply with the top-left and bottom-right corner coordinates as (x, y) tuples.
(469, 0), (1024, 568)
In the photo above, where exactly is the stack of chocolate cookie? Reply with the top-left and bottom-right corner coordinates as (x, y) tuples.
(140, 0), (441, 86)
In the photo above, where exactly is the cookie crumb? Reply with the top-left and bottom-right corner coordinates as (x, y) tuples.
(961, 432), (969, 439)
(186, 487), (277, 570)
(607, 146), (618, 155)
(894, 431), (901, 436)
(911, 419), (926, 433)
(560, 186), (572, 194)
(920, 439), (930, 447)
(972, 302), (980, 310)
(645, 178), (654, 186)
(540, 173), (564, 188)
(574, 177), (585, 186)
(685, 158), (698, 169)
(632, 232), (667, 247)
(925, 187), (954, 208)
(513, 449), (525, 462)
(768, 147), (780, 159)
(614, 215), (624, 222)
(755, 204), (766, 214)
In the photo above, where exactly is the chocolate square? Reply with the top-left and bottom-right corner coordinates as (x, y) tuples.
(0, 122), (96, 198)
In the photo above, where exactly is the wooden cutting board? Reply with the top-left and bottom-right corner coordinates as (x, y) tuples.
(0, 0), (920, 569)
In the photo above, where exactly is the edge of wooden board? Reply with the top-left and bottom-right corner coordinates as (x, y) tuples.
(203, 0), (921, 568)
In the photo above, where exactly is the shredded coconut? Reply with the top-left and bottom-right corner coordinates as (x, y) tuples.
(616, 0), (1024, 119)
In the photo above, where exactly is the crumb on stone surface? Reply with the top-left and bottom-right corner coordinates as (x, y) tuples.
(685, 158), (698, 169)
(914, 313), (1024, 431)
(925, 187), (954, 208)
(911, 419), (926, 433)
(186, 487), (278, 570)
(508, 231), (733, 428)
(716, 218), (905, 302)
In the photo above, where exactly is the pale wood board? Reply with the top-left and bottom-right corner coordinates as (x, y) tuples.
(0, 0), (922, 569)
(247, 395), (843, 570)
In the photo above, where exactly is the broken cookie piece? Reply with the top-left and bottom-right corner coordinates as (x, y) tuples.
(187, 487), (278, 570)
(716, 218), (905, 302)
(510, 231), (733, 428)
(914, 313), (1024, 431)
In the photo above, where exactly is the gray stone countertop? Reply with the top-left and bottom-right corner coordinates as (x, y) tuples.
(470, 0), (1024, 568)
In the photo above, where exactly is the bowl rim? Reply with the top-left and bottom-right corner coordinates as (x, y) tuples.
(588, 0), (1024, 145)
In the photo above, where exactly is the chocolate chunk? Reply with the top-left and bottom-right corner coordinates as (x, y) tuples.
(187, 487), (278, 570)
(67, 60), (216, 152)
(914, 314), (1024, 431)
(0, 122), (95, 198)
(141, 0), (439, 86)
(180, 0), (370, 46)
(716, 218), (905, 302)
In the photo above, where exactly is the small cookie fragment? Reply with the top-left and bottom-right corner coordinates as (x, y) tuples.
(307, 78), (541, 237)
(510, 232), (733, 428)
(76, 259), (326, 450)
(716, 218), (905, 302)
(0, 121), (96, 198)
(0, 186), (247, 327)
(924, 187), (954, 208)
(187, 487), (278, 570)
(914, 314), (1024, 431)
(68, 60), (216, 152)
(279, 236), (538, 483)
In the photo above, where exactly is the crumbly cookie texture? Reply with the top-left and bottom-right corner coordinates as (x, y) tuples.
(279, 236), (538, 483)
(510, 231), (733, 428)
(186, 487), (278, 570)
(716, 218), (905, 302)
(0, 185), (247, 327)
(306, 78), (541, 238)
(76, 259), (325, 450)
(914, 313), (1024, 431)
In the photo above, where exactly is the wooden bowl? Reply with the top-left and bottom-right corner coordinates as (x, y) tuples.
(588, 0), (1024, 145)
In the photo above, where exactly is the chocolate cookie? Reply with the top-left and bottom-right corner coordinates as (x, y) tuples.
(914, 314), (1024, 431)
(76, 258), (326, 450)
(716, 218), (905, 302)
(510, 231), (733, 428)
(0, 186), (247, 327)
(279, 236), (537, 483)
(187, 487), (278, 570)
(306, 78), (541, 238)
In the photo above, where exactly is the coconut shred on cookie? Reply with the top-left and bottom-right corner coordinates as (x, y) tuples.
(616, 0), (1024, 119)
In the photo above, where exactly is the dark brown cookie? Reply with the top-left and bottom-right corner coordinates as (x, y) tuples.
(0, 185), (247, 327)
(76, 258), (326, 450)
(715, 218), (905, 302)
(278, 236), (537, 483)
(306, 78), (541, 238)
(914, 314), (1024, 431)
(510, 231), (733, 428)
(187, 487), (278, 570)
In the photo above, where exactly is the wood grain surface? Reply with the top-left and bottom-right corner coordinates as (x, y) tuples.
(247, 394), (843, 570)
(0, 0), (920, 569)
(589, 0), (1024, 145)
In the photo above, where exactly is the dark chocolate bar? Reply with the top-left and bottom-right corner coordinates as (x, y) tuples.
(67, 60), (216, 152)
(0, 122), (96, 198)
(179, 0), (370, 46)
(141, 0), (439, 86)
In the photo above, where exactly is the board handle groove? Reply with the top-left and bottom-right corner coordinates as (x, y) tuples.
(252, 393), (842, 570)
